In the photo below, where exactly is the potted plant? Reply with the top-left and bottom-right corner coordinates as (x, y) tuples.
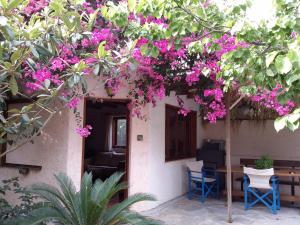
(254, 155), (274, 169)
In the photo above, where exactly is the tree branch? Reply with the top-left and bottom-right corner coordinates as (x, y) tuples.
(0, 112), (55, 158)
(230, 95), (243, 110)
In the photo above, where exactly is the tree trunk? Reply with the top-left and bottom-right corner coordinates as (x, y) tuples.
(225, 94), (233, 223)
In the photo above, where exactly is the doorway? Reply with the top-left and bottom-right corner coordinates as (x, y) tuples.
(82, 98), (130, 202)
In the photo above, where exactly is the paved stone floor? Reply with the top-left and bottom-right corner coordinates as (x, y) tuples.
(143, 197), (300, 225)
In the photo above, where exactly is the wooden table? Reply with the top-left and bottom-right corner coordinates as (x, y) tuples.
(217, 166), (300, 203)
(217, 166), (300, 178)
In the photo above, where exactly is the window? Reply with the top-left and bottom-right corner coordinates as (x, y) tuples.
(112, 117), (127, 147)
(165, 104), (197, 161)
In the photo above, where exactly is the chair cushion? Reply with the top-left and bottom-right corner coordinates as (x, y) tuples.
(186, 161), (203, 172)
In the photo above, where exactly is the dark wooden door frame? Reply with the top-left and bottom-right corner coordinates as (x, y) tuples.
(81, 97), (131, 198)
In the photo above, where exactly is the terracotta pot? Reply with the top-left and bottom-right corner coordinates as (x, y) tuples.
(105, 86), (114, 97)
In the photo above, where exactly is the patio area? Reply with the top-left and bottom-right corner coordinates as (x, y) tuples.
(144, 197), (300, 225)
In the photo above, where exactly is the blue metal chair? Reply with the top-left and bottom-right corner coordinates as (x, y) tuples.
(243, 167), (280, 214)
(187, 161), (220, 202)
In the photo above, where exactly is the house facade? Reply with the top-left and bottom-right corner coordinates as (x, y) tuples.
(0, 80), (202, 211)
(1, 79), (300, 211)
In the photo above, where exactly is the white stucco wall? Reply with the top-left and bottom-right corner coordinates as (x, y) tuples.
(0, 105), (70, 195)
(145, 93), (202, 210)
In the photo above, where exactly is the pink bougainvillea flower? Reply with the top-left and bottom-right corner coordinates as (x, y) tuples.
(51, 58), (65, 71)
(291, 31), (298, 39)
(251, 84), (295, 116)
(81, 38), (91, 48)
(23, 0), (49, 17)
(68, 98), (80, 109)
(76, 125), (92, 138)
(178, 108), (191, 117)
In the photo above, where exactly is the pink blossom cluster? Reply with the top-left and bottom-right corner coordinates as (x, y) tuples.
(23, 0), (49, 17)
(129, 37), (168, 109)
(214, 34), (249, 60)
(198, 88), (226, 123)
(291, 31), (298, 39)
(186, 65), (201, 86)
(50, 58), (65, 71)
(81, 29), (114, 48)
(182, 34), (244, 123)
(175, 96), (191, 117)
(82, 0), (102, 14)
(178, 108), (191, 116)
(131, 14), (168, 27)
(24, 64), (62, 91)
(204, 88), (223, 102)
(76, 125), (92, 138)
(206, 101), (226, 123)
(127, 31), (244, 122)
(251, 84), (295, 116)
(59, 45), (80, 65)
(68, 98), (80, 109)
(24, 44), (83, 91)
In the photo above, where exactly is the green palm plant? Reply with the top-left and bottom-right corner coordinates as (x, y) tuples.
(12, 172), (161, 225)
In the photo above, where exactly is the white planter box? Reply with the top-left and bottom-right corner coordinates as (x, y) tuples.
(244, 167), (274, 189)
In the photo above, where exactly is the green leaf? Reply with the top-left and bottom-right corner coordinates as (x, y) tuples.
(265, 51), (279, 68)
(44, 79), (51, 89)
(288, 113), (300, 123)
(0, 138), (7, 144)
(128, 0), (136, 12)
(266, 69), (274, 77)
(0, 25), (14, 41)
(7, 0), (25, 10)
(97, 41), (107, 58)
(61, 12), (81, 31)
(30, 46), (39, 59)
(101, 6), (108, 18)
(0, 0), (7, 9)
(140, 44), (148, 56)
(274, 117), (286, 132)
(34, 44), (54, 57)
(0, 113), (6, 123)
(287, 74), (300, 85)
(93, 64), (100, 76)
(150, 46), (159, 58)
(88, 9), (100, 31)
(287, 121), (299, 132)
(9, 75), (18, 96)
(21, 114), (30, 123)
(11, 49), (22, 65)
(202, 68), (210, 77)
(49, 0), (65, 16)
(275, 55), (292, 74)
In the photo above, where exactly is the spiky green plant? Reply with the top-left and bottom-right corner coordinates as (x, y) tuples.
(255, 155), (273, 169)
(12, 172), (161, 225)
